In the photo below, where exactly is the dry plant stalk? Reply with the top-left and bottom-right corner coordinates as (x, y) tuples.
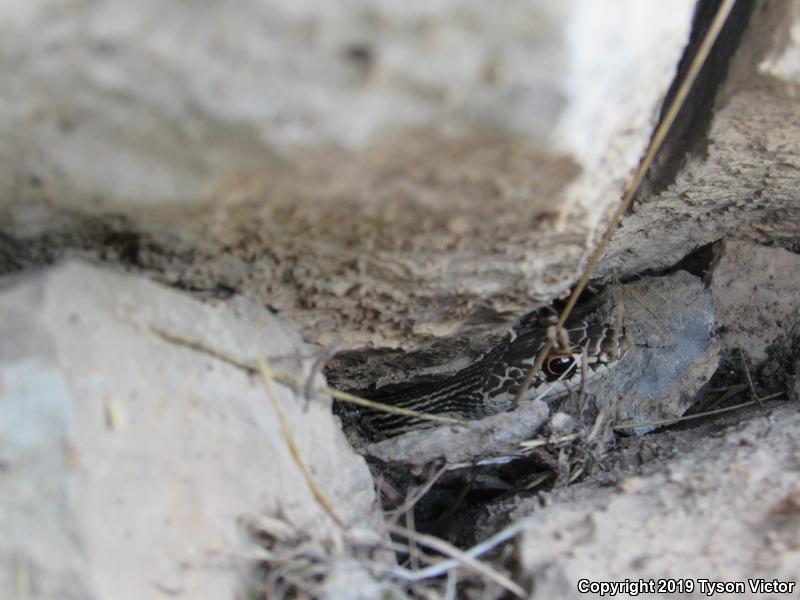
(738, 345), (762, 406)
(513, 0), (736, 406)
(387, 464), (448, 527)
(388, 525), (526, 598)
(256, 354), (347, 530)
(150, 325), (466, 427)
(614, 391), (785, 431)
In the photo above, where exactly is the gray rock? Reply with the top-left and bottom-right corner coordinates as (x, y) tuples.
(547, 412), (578, 438)
(516, 402), (800, 599)
(363, 400), (550, 469)
(599, 0), (800, 282)
(0, 261), (379, 600)
(584, 270), (719, 433)
(0, 1), (696, 350)
(710, 239), (800, 363)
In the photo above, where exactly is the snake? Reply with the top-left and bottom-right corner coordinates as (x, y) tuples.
(346, 306), (633, 441)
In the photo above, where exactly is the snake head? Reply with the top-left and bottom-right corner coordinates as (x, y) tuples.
(542, 324), (633, 382)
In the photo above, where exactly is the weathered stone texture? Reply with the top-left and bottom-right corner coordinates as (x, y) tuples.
(0, 262), (378, 600)
(710, 239), (800, 363)
(362, 399), (550, 469)
(516, 402), (800, 599)
(598, 0), (800, 280)
(0, 1), (697, 348)
(583, 270), (719, 433)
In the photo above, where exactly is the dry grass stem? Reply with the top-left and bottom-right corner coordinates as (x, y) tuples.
(579, 347), (589, 406)
(738, 345), (762, 407)
(702, 383), (749, 411)
(445, 570), (458, 600)
(523, 472), (551, 491)
(633, 273), (670, 304)
(519, 432), (581, 449)
(388, 525), (525, 598)
(614, 391), (785, 430)
(619, 282), (661, 321)
(587, 402), (615, 443)
(568, 463), (584, 483)
(387, 464), (448, 527)
(511, 338), (553, 408)
(433, 474), (475, 530)
(326, 387), (467, 426)
(405, 510), (420, 571)
(707, 384), (749, 393)
(256, 355), (347, 529)
(150, 326), (468, 427)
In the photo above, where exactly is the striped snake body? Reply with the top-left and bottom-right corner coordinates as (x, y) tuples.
(354, 310), (632, 440)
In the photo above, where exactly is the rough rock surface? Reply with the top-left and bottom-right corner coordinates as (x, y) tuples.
(0, 261), (379, 600)
(710, 239), (800, 363)
(515, 400), (800, 599)
(599, 0), (800, 280)
(587, 270), (719, 433)
(363, 400), (550, 469)
(761, 327), (800, 403)
(0, 0), (697, 348)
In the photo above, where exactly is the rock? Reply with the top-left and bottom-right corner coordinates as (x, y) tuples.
(0, 261), (379, 600)
(362, 400), (549, 469)
(547, 412), (578, 438)
(710, 239), (800, 363)
(582, 270), (719, 433)
(599, 0), (800, 281)
(515, 402), (800, 599)
(0, 1), (696, 349)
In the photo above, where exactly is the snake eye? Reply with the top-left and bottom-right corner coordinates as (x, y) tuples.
(545, 353), (576, 378)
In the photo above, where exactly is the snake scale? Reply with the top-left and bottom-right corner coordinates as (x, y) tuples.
(345, 303), (633, 441)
